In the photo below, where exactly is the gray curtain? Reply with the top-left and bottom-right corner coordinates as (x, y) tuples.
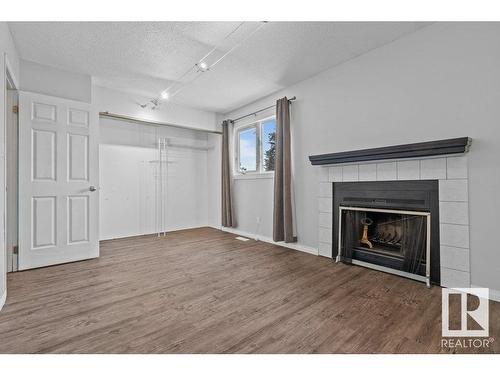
(273, 97), (296, 243)
(221, 120), (234, 227)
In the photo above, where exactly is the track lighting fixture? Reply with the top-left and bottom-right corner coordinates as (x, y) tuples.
(140, 22), (267, 110)
(139, 98), (160, 110)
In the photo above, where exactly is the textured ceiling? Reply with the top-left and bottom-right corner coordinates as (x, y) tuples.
(8, 22), (431, 113)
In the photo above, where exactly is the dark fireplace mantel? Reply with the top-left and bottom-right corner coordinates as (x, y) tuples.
(309, 137), (471, 165)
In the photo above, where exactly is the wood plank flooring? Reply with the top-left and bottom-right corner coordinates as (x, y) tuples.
(0, 227), (498, 353)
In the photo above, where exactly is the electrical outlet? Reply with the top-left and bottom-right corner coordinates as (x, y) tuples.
(256, 216), (261, 224)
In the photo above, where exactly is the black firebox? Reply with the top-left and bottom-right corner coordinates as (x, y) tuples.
(333, 180), (440, 285)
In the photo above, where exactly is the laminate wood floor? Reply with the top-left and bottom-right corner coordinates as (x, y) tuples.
(1, 227), (498, 353)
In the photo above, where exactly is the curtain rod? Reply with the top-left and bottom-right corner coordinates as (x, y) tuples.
(99, 111), (223, 134)
(231, 96), (296, 123)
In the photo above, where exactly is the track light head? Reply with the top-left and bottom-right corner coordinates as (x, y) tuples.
(197, 61), (209, 72)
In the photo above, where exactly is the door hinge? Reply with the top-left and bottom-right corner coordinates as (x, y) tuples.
(12, 246), (18, 255)
(12, 105), (18, 114)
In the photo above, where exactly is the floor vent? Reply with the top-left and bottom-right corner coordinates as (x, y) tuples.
(235, 236), (250, 241)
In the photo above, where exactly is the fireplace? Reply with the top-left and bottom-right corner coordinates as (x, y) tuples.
(333, 180), (440, 286)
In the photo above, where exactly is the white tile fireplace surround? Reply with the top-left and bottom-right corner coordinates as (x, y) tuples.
(317, 155), (470, 288)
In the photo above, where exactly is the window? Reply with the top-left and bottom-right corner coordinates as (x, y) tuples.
(261, 119), (276, 172)
(238, 126), (258, 173)
(236, 117), (276, 175)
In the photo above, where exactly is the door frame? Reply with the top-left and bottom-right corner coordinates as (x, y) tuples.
(5, 56), (18, 91)
(2, 55), (19, 310)
(2, 53), (19, 272)
(5, 67), (18, 272)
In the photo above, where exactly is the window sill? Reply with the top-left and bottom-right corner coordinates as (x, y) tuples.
(233, 173), (274, 180)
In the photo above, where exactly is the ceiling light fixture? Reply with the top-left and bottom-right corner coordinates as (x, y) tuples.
(160, 91), (170, 100)
(196, 61), (209, 72)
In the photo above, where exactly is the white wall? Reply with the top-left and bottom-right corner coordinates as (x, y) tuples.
(222, 23), (500, 292)
(18, 63), (219, 133)
(94, 86), (219, 133)
(0, 22), (20, 310)
(20, 60), (91, 103)
(99, 117), (210, 240)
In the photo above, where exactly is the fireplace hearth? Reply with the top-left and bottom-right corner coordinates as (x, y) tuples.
(333, 180), (440, 285)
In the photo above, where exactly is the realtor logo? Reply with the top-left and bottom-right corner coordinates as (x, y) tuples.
(442, 288), (489, 337)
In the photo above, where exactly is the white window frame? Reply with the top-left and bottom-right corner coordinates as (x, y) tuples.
(234, 115), (276, 177)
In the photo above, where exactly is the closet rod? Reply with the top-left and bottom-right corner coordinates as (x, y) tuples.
(99, 111), (223, 134)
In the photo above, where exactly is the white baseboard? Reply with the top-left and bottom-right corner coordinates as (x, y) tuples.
(217, 226), (318, 256)
(0, 290), (6, 312)
(100, 224), (209, 241)
(471, 285), (500, 302)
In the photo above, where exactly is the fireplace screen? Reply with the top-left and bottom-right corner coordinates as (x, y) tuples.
(337, 206), (431, 286)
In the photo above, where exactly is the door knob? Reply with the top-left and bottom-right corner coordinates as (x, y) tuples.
(89, 186), (97, 192)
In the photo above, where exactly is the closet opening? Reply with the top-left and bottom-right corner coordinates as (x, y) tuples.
(98, 114), (218, 242)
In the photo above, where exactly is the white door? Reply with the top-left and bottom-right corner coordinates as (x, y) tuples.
(18, 92), (99, 270)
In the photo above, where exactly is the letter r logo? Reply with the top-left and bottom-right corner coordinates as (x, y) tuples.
(442, 288), (489, 337)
